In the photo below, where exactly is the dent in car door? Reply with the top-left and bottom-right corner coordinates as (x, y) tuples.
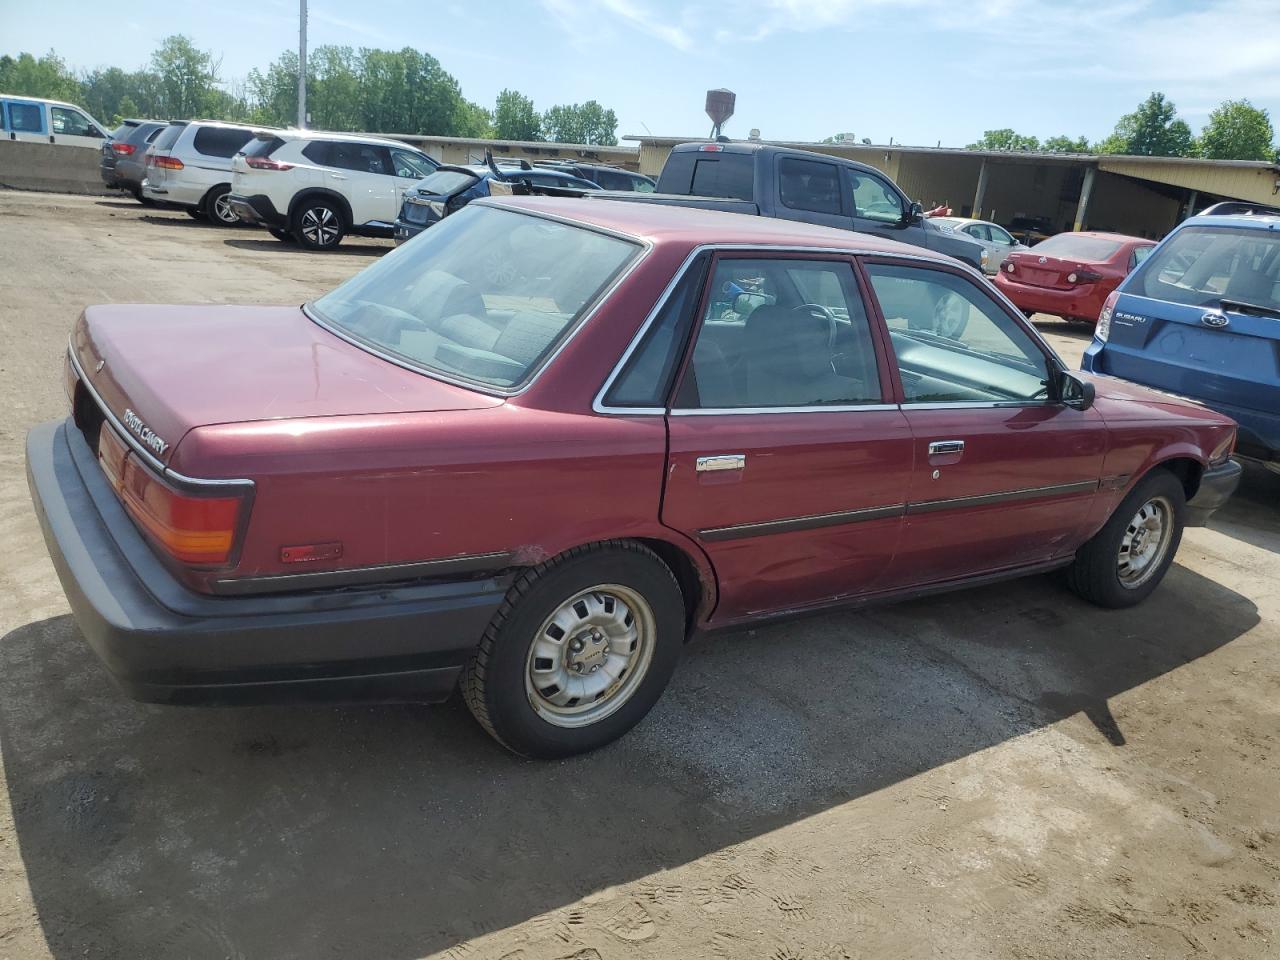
(660, 254), (913, 622)
(864, 260), (1106, 584)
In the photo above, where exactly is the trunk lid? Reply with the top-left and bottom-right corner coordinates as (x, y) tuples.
(72, 304), (503, 464)
(1003, 249), (1106, 291)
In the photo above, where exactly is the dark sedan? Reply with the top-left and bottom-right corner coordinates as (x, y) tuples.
(394, 164), (600, 243)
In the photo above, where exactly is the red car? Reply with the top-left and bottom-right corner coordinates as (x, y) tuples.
(27, 198), (1241, 757)
(995, 231), (1157, 324)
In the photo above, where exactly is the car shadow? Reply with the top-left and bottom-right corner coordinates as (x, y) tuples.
(0, 566), (1257, 960)
(93, 200), (147, 211)
(222, 237), (389, 257)
(1031, 316), (1095, 341)
(1209, 460), (1280, 553)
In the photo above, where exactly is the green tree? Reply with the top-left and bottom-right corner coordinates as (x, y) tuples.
(454, 99), (494, 139)
(0, 51), (82, 101)
(541, 100), (618, 145)
(246, 51), (298, 127)
(150, 35), (221, 119)
(966, 128), (1041, 151)
(1097, 92), (1194, 157)
(308, 46), (363, 131)
(359, 47), (464, 135)
(493, 89), (541, 140)
(1196, 99), (1275, 161)
(1042, 134), (1091, 153)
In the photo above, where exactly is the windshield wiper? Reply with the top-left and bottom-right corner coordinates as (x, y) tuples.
(1220, 298), (1280, 319)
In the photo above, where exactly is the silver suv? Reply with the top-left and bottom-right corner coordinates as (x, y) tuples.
(142, 121), (277, 225)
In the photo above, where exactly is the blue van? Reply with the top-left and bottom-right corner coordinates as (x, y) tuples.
(1082, 202), (1280, 472)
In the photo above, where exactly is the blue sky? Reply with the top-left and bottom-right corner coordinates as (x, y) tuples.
(3, 0), (1279, 146)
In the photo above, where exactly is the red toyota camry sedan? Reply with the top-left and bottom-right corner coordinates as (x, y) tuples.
(995, 231), (1156, 325)
(27, 197), (1240, 757)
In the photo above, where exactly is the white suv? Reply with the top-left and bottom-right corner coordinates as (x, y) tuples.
(142, 120), (273, 224)
(229, 131), (439, 249)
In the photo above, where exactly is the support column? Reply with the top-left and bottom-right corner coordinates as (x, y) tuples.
(1185, 189), (1199, 220)
(972, 160), (989, 220)
(1073, 166), (1096, 232)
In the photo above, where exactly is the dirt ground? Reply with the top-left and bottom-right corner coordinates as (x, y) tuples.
(0, 190), (1277, 960)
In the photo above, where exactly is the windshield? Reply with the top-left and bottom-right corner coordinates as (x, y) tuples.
(311, 205), (640, 390)
(1033, 234), (1122, 261)
(416, 169), (480, 196)
(1133, 225), (1280, 311)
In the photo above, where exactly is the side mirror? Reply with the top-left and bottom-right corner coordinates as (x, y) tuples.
(1059, 370), (1096, 411)
(904, 201), (923, 225)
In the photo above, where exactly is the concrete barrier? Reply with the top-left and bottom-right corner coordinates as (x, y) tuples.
(0, 140), (117, 195)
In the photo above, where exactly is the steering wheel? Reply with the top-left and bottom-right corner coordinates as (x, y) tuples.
(792, 303), (841, 323)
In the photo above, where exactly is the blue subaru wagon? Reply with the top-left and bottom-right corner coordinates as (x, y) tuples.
(1082, 202), (1280, 472)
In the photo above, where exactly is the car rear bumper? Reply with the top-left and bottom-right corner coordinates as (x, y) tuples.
(995, 276), (1107, 321)
(393, 217), (428, 245)
(26, 419), (506, 705)
(228, 193), (286, 228)
(1185, 459), (1243, 526)
(141, 175), (206, 208)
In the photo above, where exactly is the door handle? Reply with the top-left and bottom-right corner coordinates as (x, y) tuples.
(329, 173), (348, 180)
(928, 440), (965, 455)
(696, 454), (745, 473)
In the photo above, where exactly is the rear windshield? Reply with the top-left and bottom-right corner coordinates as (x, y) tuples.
(193, 126), (253, 158)
(416, 169), (480, 196)
(310, 205), (640, 390)
(243, 136), (284, 158)
(151, 123), (185, 151)
(110, 123), (135, 140)
(1132, 225), (1280, 311)
(1033, 234), (1122, 261)
(657, 150), (754, 201)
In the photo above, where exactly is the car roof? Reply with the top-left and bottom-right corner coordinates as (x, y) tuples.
(1, 93), (78, 109)
(276, 129), (424, 149)
(481, 195), (957, 262)
(1181, 212), (1280, 231)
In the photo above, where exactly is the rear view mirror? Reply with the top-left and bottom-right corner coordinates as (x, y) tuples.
(905, 201), (924, 225)
(1059, 370), (1096, 411)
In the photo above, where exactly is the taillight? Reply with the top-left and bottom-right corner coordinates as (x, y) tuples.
(699, 143), (725, 152)
(153, 155), (184, 170)
(111, 143), (136, 156)
(1004, 261), (1016, 273)
(1068, 269), (1104, 284)
(1096, 291), (1119, 342)
(97, 427), (249, 567)
(245, 156), (294, 171)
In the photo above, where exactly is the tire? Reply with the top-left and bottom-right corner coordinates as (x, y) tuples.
(461, 541), (685, 758)
(130, 186), (154, 206)
(269, 227), (294, 243)
(929, 288), (970, 339)
(292, 198), (346, 250)
(1066, 470), (1186, 608)
(205, 185), (239, 226)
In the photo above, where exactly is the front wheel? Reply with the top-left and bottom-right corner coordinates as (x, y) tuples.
(461, 542), (685, 758)
(1066, 471), (1186, 608)
(293, 200), (346, 250)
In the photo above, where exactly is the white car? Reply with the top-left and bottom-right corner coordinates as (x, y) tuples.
(1, 94), (109, 149)
(928, 216), (1028, 274)
(228, 131), (439, 249)
(142, 120), (273, 225)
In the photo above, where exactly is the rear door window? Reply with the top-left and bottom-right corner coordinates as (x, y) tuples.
(6, 101), (45, 133)
(192, 126), (253, 158)
(778, 157), (842, 215)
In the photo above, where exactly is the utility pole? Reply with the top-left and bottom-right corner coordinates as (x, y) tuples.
(297, 0), (308, 129)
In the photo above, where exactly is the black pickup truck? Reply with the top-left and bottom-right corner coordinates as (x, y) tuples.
(590, 141), (989, 272)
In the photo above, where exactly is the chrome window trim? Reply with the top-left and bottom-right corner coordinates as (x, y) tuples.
(306, 202), (654, 400)
(671, 404), (900, 416)
(68, 342), (253, 490)
(899, 400), (1057, 411)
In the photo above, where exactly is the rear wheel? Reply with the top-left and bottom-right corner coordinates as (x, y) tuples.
(1066, 471), (1185, 608)
(293, 199), (346, 250)
(206, 185), (239, 226)
(461, 542), (684, 758)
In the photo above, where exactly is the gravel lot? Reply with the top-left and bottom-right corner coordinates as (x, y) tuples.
(0, 190), (1277, 960)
